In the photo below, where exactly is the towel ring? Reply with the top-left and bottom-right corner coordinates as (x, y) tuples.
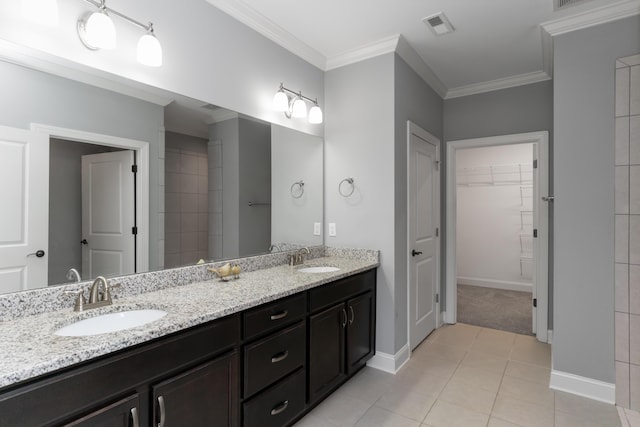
(290, 180), (304, 198)
(339, 178), (355, 197)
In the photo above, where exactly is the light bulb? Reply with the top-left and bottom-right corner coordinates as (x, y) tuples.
(83, 10), (116, 50)
(291, 97), (307, 118)
(273, 90), (289, 112)
(308, 105), (323, 124)
(137, 32), (162, 67)
(21, 0), (58, 26)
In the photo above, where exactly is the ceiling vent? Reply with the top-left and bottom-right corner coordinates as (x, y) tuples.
(554, 0), (589, 10)
(422, 12), (455, 36)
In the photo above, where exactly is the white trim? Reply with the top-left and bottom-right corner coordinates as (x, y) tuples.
(366, 344), (410, 374)
(550, 370), (616, 404)
(30, 124), (150, 275)
(457, 277), (533, 293)
(445, 132), (549, 342)
(204, 0), (326, 69)
(541, 0), (640, 36)
(325, 35), (399, 71)
(445, 71), (551, 99)
(547, 329), (553, 344)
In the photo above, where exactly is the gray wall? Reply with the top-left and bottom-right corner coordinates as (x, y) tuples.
(443, 80), (554, 326)
(0, 60), (164, 282)
(393, 54), (444, 350)
(553, 16), (640, 383)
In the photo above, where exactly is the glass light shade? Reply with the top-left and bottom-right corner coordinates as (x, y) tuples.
(137, 33), (163, 67)
(84, 11), (116, 50)
(291, 97), (307, 118)
(273, 91), (289, 112)
(21, 0), (58, 26)
(308, 105), (323, 124)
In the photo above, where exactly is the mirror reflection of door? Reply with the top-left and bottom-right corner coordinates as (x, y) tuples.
(48, 139), (135, 284)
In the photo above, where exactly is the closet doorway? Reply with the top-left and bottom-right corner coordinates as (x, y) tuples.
(445, 131), (549, 342)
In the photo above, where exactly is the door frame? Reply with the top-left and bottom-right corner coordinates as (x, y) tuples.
(31, 123), (150, 274)
(445, 131), (549, 342)
(407, 120), (441, 351)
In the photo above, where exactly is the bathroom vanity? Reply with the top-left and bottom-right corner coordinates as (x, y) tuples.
(0, 251), (377, 427)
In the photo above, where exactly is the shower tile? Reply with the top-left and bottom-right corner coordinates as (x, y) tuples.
(164, 253), (181, 269)
(181, 232), (198, 253)
(180, 173), (198, 194)
(632, 116), (640, 166)
(631, 66), (640, 116)
(622, 55), (640, 67)
(165, 150), (180, 173)
(617, 312), (630, 363)
(617, 215), (630, 264)
(632, 166), (640, 214)
(165, 213), (180, 234)
(198, 213), (209, 233)
(165, 192), (181, 214)
(618, 67), (630, 117)
(166, 173), (181, 193)
(181, 213), (198, 233)
(619, 117), (631, 165)
(198, 175), (208, 195)
(158, 160), (165, 186)
(630, 314), (640, 365)
(618, 263), (630, 313)
(618, 361), (630, 408)
(631, 216), (640, 265)
(165, 232), (180, 254)
(617, 166), (630, 214)
(631, 265), (640, 315)
(198, 194), (209, 213)
(631, 364), (640, 411)
(181, 153), (199, 174)
(198, 155), (208, 176)
(181, 194), (198, 213)
(198, 231), (208, 252)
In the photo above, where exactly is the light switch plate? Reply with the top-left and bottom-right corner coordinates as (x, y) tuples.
(313, 222), (321, 236)
(329, 223), (336, 237)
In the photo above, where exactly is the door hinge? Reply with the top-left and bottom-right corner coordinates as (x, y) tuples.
(533, 159), (538, 169)
(132, 226), (138, 235)
(533, 229), (538, 238)
(533, 298), (537, 308)
(435, 227), (439, 237)
(131, 164), (138, 173)
(434, 160), (440, 171)
(435, 294), (439, 303)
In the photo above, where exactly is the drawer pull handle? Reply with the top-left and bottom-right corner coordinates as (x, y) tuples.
(270, 400), (289, 416)
(270, 310), (288, 321)
(130, 407), (139, 427)
(271, 350), (289, 363)
(349, 306), (355, 325)
(341, 308), (347, 328)
(157, 396), (166, 427)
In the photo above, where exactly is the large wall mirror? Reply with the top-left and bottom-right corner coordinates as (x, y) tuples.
(0, 58), (323, 294)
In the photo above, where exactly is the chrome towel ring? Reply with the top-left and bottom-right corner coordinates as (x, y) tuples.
(291, 180), (304, 198)
(339, 178), (355, 197)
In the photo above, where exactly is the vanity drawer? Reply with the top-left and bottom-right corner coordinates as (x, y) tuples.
(309, 269), (375, 312)
(243, 368), (305, 427)
(243, 293), (306, 340)
(243, 321), (305, 398)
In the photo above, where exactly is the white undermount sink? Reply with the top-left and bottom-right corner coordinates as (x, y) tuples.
(55, 309), (168, 337)
(297, 266), (341, 273)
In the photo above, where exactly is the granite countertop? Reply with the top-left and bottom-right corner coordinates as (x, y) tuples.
(0, 256), (377, 389)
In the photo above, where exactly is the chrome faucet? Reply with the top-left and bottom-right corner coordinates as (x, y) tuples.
(289, 247), (310, 266)
(63, 276), (121, 312)
(66, 268), (81, 283)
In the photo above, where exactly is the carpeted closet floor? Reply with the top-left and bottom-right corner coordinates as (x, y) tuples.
(456, 284), (533, 335)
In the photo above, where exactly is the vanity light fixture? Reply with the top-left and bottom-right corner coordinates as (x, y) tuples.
(77, 0), (162, 67)
(273, 83), (323, 124)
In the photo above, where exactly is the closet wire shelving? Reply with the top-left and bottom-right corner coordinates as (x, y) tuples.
(457, 163), (534, 279)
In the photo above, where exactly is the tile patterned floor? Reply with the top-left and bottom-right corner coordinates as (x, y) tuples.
(294, 323), (625, 427)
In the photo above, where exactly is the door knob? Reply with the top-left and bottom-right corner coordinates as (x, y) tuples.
(81, 239), (88, 245)
(27, 250), (45, 258)
(411, 249), (423, 257)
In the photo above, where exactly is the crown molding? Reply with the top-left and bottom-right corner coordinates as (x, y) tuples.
(541, 0), (640, 36)
(445, 71), (551, 99)
(395, 36), (447, 98)
(205, 0), (326, 70)
(325, 34), (400, 70)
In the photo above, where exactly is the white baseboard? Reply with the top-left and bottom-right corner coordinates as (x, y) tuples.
(550, 370), (616, 404)
(367, 344), (409, 374)
(458, 276), (533, 293)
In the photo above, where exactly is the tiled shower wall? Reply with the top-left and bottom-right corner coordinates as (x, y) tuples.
(615, 53), (640, 410)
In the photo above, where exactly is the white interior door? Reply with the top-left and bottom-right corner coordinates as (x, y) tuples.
(408, 122), (440, 350)
(81, 150), (135, 279)
(0, 125), (48, 292)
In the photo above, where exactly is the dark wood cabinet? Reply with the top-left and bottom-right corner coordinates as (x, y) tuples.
(308, 303), (346, 402)
(64, 394), (140, 427)
(346, 292), (374, 372)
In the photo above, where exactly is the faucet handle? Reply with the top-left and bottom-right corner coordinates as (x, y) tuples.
(63, 289), (86, 312)
(105, 282), (121, 303)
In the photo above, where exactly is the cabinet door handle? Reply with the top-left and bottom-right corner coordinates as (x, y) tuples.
(157, 396), (166, 427)
(349, 306), (355, 325)
(270, 310), (288, 321)
(341, 308), (347, 328)
(271, 350), (289, 363)
(130, 407), (139, 427)
(270, 400), (289, 416)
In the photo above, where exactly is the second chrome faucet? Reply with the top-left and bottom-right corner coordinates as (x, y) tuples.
(64, 276), (121, 312)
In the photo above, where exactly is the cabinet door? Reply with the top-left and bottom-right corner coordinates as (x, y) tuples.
(64, 394), (140, 427)
(346, 292), (374, 373)
(152, 351), (239, 427)
(308, 303), (346, 403)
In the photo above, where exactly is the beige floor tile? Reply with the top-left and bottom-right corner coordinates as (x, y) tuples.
(412, 341), (468, 363)
(509, 337), (551, 368)
(498, 375), (555, 407)
(354, 406), (422, 427)
(337, 369), (392, 404)
(470, 329), (516, 358)
(449, 364), (505, 392)
(619, 406), (631, 427)
(504, 360), (550, 385)
(431, 323), (481, 349)
(374, 384), (437, 422)
(462, 351), (508, 374)
(626, 408), (640, 427)
(394, 369), (451, 397)
(311, 392), (372, 427)
(439, 380), (497, 414)
(423, 400), (490, 427)
(555, 408), (622, 427)
(405, 352), (461, 378)
(492, 395), (554, 427)
(488, 417), (524, 427)
(294, 413), (339, 427)
(555, 391), (621, 426)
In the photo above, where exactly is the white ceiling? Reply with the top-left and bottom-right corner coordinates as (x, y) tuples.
(206, 0), (639, 98)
